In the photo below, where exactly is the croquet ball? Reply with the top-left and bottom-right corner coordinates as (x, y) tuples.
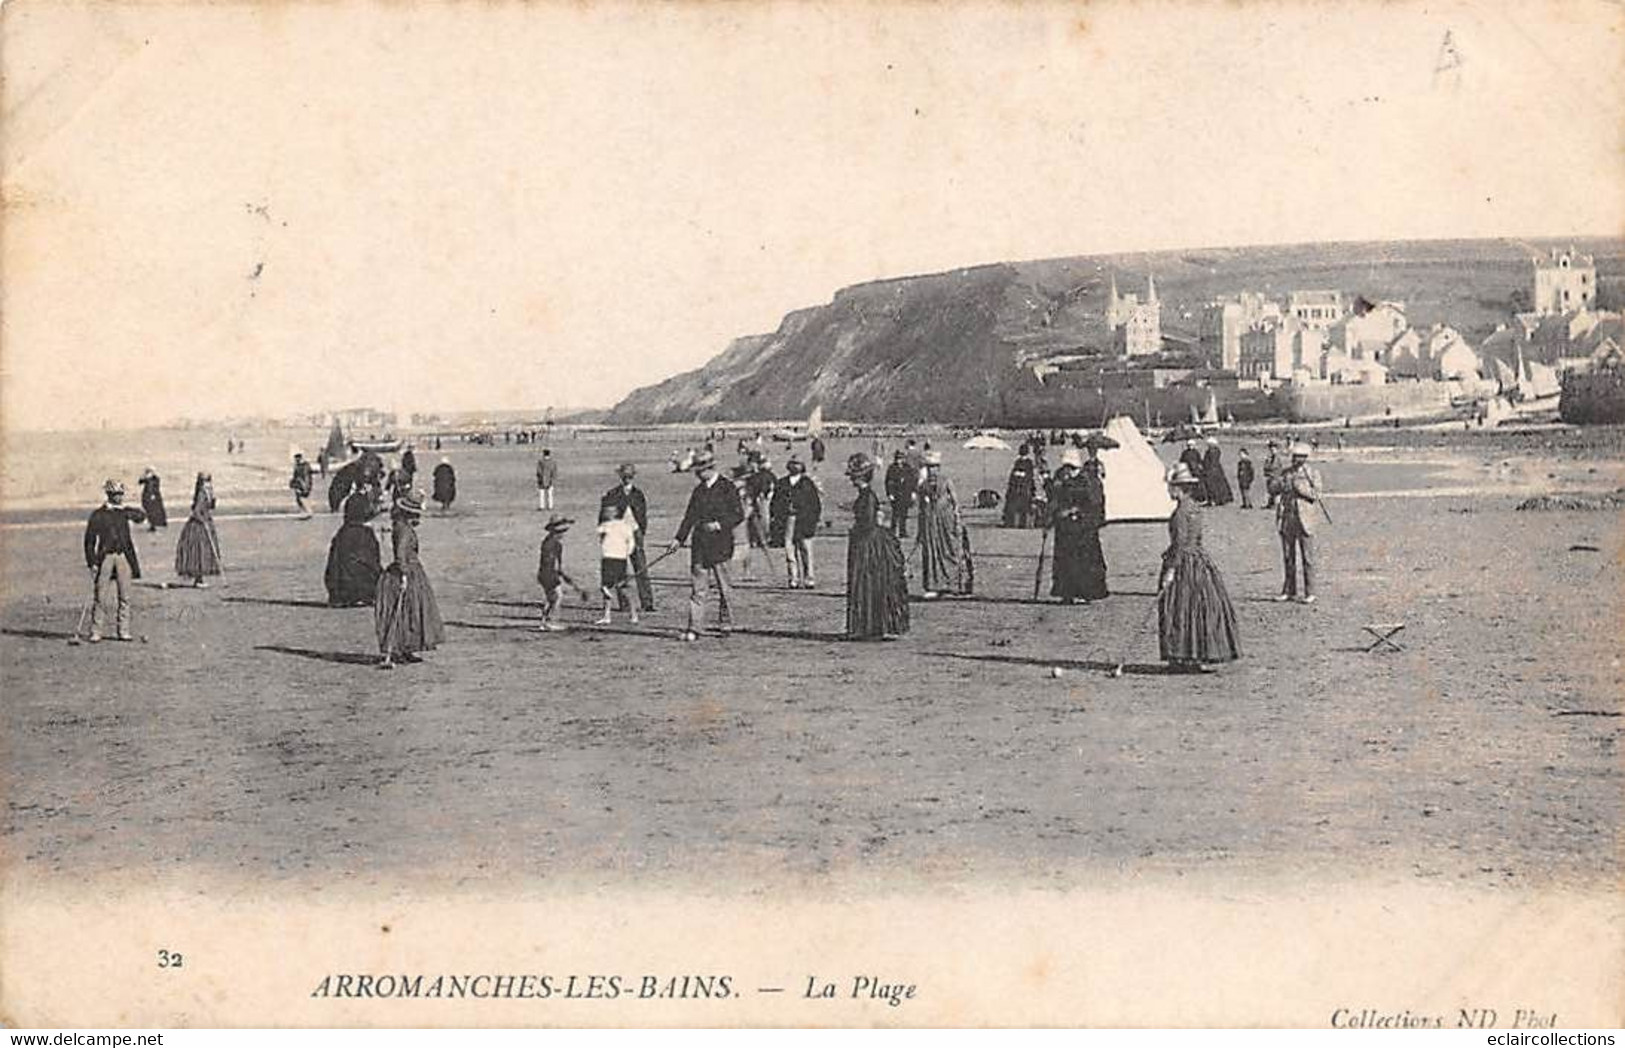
(139, 636), (149, 644)
(682, 631), (698, 643)
(1050, 667), (1063, 679)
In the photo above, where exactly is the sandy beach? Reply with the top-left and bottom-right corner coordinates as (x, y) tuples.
(2, 426), (1620, 898)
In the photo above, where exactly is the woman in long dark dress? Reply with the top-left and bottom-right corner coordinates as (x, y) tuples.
(324, 491), (382, 607)
(431, 458), (457, 512)
(1201, 438), (1234, 506)
(843, 453), (909, 640)
(375, 492), (444, 669)
(1002, 445), (1036, 528)
(138, 468), (167, 530)
(915, 452), (973, 598)
(1049, 448), (1108, 602)
(1178, 440), (1208, 504)
(1157, 463), (1241, 672)
(174, 472), (221, 587)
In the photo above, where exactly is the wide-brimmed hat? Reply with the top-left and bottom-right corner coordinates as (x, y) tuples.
(545, 514), (574, 532)
(1059, 448), (1084, 469)
(103, 479), (125, 497)
(845, 452), (876, 477)
(923, 451), (943, 466)
(393, 493), (425, 516)
(690, 450), (717, 472)
(1205, 436), (1218, 446)
(1166, 463), (1202, 487)
(1081, 432), (1120, 451)
(1290, 442), (1311, 457)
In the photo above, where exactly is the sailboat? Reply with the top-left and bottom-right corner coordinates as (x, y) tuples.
(323, 419), (349, 461)
(1198, 390), (1220, 425)
(807, 404), (824, 437)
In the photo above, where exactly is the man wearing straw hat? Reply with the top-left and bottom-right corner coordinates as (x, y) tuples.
(82, 480), (146, 642)
(670, 449), (745, 639)
(1269, 441), (1323, 604)
(600, 462), (656, 613)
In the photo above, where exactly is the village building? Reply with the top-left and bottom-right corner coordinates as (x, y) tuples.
(1532, 247), (1596, 315)
(1288, 289), (1348, 329)
(1330, 299), (1409, 359)
(1198, 292), (1281, 370)
(1237, 316), (1323, 381)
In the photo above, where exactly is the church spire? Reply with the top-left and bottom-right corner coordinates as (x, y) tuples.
(1146, 270), (1157, 302)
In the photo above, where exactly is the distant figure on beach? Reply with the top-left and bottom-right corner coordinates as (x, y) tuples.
(83, 480), (146, 643)
(1158, 463), (1240, 673)
(317, 448), (330, 477)
(431, 457), (457, 512)
(226, 439), (235, 456)
(401, 445), (417, 485)
(1262, 441), (1282, 510)
(1002, 445), (1037, 528)
(174, 472), (221, 588)
(600, 462), (655, 613)
(739, 451), (776, 582)
(915, 451), (972, 598)
(289, 452), (314, 518)
(536, 449), (558, 511)
(884, 450), (917, 539)
(1270, 442), (1323, 605)
(375, 493), (443, 669)
(809, 434), (827, 470)
(843, 453), (909, 641)
(769, 455), (820, 589)
(138, 468), (167, 531)
(1202, 437), (1234, 507)
(671, 450), (744, 640)
(323, 491), (381, 607)
(1236, 448), (1255, 509)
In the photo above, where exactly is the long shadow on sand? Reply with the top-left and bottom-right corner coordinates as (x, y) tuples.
(448, 619), (680, 642)
(226, 596), (343, 610)
(928, 650), (1178, 677)
(255, 644), (378, 666)
(2, 627), (78, 642)
(723, 626), (851, 643)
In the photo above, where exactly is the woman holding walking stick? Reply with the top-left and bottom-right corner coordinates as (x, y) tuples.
(174, 472), (222, 588)
(375, 492), (444, 669)
(1156, 463), (1240, 673)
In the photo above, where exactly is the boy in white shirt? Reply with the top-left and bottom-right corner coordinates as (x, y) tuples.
(596, 503), (640, 625)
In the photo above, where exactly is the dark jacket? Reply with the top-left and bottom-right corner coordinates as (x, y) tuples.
(675, 475), (744, 568)
(769, 474), (822, 544)
(84, 505), (146, 578)
(537, 533), (565, 589)
(1236, 457), (1255, 489)
(600, 483), (649, 533)
(884, 460), (917, 503)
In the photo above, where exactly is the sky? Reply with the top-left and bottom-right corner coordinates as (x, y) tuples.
(2, 0), (1621, 430)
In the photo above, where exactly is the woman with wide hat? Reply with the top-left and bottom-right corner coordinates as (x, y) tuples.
(843, 452), (910, 640)
(1156, 462), (1240, 672)
(915, 451), (972, 598)
(174, 472), (222, 587)
(375, 491), (444, 669)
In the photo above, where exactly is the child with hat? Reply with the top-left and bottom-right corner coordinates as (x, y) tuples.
(536, 514), (578, 632)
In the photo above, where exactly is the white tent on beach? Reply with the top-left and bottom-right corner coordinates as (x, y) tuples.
(1099, 415), (1176, 524)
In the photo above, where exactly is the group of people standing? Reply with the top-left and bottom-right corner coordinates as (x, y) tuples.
(77, 426), (1329, 673)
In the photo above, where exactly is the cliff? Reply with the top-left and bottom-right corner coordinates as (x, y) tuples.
(605, 237), (1625, 425)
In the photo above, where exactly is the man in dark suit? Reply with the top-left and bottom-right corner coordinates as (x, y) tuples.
(83, 479), (146, 642)
(670, 450), (744, 638)
(600, 461), (655, 613)
(884, 450), (917, 538)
